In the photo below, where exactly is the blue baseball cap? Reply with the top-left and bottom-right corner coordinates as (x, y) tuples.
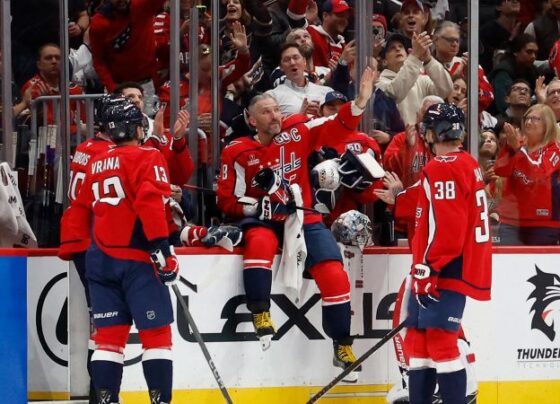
(321, 91), (349, 107)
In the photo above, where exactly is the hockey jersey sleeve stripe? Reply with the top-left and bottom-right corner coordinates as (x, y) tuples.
(233, 161), (247, 197)
(422, 176), (437, 265)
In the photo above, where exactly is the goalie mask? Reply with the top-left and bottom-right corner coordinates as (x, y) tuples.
(330, 210), (373, 249)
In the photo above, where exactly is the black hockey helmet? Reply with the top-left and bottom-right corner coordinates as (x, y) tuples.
(422, 103), (465, 142)
(95, 94), (128, 132)
(102, 99), (144, 142)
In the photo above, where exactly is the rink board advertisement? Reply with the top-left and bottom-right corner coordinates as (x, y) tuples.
(17, 248), (560, 402)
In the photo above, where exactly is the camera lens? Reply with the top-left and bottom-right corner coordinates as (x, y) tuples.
(372, 28), (379, 35)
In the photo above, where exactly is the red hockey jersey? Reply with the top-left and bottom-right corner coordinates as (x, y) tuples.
(217, 102), (363, 224)
(494, 142), (560, 228)
(68, 136), (113, 202)
(412, 151), (492, 301)
(61, 145), (172, 263)
(384, 130), (432, 189)
(89, 0), (166, 91)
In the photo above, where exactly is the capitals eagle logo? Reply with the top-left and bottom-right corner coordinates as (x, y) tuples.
(527, 265), (560, 341)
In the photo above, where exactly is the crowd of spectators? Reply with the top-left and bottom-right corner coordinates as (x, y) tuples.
(7, 0), (560, 246)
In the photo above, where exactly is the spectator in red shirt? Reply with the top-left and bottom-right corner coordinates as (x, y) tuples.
(287, 0), (351, 69)
(21, 43), (84, 130)
(158, 21), (251, 166)
(494, 103), (560, 245)
(89, 0), (166, 116)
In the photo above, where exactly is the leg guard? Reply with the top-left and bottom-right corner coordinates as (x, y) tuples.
(91, 325), (130, 403)
(139, 326), (173, 403)
(243, 226), (278, 313)
(308, 260), (351, 342)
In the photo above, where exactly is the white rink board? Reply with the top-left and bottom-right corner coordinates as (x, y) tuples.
(26, 251), (560, 396)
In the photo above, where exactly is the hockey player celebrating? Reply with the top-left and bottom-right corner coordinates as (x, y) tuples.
(404, 103), (492, 404)
(61, 101), (177, 404)
(216, 67), (376, 381)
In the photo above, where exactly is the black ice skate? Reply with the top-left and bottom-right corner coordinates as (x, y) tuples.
(150, 389), (169, 404)
(96, 389), (119, 404)
(333, 342), (362, 383)
(252, 311), (275, 351)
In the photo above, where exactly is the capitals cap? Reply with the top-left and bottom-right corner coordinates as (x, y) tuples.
(322, 0), (351, 14)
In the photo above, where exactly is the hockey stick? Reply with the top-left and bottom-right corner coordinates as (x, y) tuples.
(182, 184), (216, 194)
(306, 320), (408, 404)
(237, 200), (320, 214)
(171, 284), (234, 404)
(179, 275), (198, 293)
(183, 185), (321, 214)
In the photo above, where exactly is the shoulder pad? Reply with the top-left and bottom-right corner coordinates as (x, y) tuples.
(282, 113), (310, 129)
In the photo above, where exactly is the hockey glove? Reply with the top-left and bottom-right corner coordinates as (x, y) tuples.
(253, 167), (293, 205)
(257, 195), (296, 221)
(150, 240), (179, 285)
(179, 225), (208, 246)
(201, 225), (243, 247)
(412, 263), (440, 309)
(338, 149), (384, 192)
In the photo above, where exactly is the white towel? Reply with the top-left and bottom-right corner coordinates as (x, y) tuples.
(275, 184), (307, 303)
(0, 162), (37, 247)
(339, 243), (365, 335)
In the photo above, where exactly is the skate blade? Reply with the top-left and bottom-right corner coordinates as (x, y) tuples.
(341, 370), (359, 383)
(259, 335), (272, 351)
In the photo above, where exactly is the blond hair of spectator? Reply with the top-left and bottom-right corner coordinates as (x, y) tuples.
(522, 104), (560, 147)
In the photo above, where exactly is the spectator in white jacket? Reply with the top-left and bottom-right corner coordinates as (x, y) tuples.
(376, 32), (453, 125)
(266, 42), (333, 117)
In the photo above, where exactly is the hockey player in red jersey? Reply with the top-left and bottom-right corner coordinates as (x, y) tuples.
(61, 101), (177, 404)
(404, 103), (492, 404)
(216, 67), (376, 381)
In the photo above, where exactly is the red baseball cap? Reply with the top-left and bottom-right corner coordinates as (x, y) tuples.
(372, 13), (387, 32)
(323, 0), (351, 14)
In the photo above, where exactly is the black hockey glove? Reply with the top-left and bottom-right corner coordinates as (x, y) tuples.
(201, 225), (243, 247)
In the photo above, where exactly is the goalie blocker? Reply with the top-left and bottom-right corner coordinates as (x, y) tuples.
(311, 150), (385, 213)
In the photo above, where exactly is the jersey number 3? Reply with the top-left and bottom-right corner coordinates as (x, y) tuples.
(475, 189), (490, 243)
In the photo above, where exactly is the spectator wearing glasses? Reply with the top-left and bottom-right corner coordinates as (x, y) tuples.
(496, 79), (533, 122)
(433, 21), (495, 115)
(494, 103), (560, 245)
(538, 79), (560, 124)
(488, 33), (539, 115)
(479, 0), (523, 73)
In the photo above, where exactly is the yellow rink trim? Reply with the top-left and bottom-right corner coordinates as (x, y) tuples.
(28, 392), (70, 400)
(29, 380), (560, 403)
(118, 381), (560, 404)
